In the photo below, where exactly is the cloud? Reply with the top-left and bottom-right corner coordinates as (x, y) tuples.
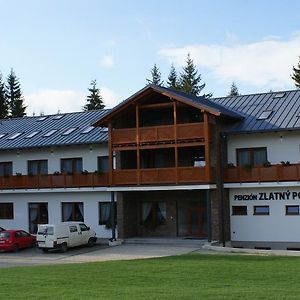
(25, 87), (122, 116)
(159, 34), (300, 90)
(100, 55), (115, 68)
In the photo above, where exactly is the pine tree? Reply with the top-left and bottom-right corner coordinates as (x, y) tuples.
(228, 82), (240, 96)
(0, 73), (8, 119)
(292, 56), (300, 88)
(6, 69), (26, 118)
(146, 64), (163, 86)
(178, 53), (206, 96)
(84, 80), (105, 111)
(167, 64), (179, 90)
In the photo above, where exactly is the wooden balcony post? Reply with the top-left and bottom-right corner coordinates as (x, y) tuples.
(108, 123), (113, 185)
(136, 104), (140, 185)
(204, 112), (211, 181)
(173, 101), (178, 184)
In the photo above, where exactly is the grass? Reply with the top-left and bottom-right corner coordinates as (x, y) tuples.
(1, 253), (300, 299)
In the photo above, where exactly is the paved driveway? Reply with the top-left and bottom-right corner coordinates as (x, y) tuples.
(0, 243), (203, 268)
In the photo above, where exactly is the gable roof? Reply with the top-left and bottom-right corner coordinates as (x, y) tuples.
(211, 90), (300, 133)
(0, 110), (109, 151)
(93, 84), (243, 126)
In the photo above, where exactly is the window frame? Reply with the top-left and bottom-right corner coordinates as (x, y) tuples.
(236, 147), (267, 167)
(61, 157), (83, 174)
(141, 201), (167, 227)
(0, 161), (13, 176)
(27, 159), (48, 175)
(232, 206), (247, 216)
(253, 205), (270, 216)
(286, 205), (300, 216)
(0, 203), (14, 219)
(99, 202), (117, 227)
(61, 202), (84, 222)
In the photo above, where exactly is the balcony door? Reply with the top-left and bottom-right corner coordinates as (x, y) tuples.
(28, 203), (48, 234)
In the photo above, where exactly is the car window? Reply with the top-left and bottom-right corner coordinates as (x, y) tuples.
(79, 224), (89, 231)
(69, 225), (78, 233)
(37, 226), (54, 235)
(15, 231), (21, 238)
(0, 232), (10, 239)
(20, 231), (30, 237)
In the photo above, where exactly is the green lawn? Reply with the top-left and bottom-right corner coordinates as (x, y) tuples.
(1, 253), (300, 299)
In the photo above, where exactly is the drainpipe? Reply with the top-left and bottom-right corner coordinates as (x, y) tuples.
(110, 191), (116, 241)
(219, 133), (226, 247)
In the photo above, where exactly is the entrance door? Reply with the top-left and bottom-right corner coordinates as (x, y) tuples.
(187, 206), (206, 236)
(29, 203), (48, 234)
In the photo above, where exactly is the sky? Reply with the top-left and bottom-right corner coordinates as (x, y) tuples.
(1, 0), (300, 116)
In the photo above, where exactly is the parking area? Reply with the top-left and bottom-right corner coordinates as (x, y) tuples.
(0, 243), (204, 268)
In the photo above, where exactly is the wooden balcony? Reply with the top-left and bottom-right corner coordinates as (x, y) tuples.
(112, 166), (213, 185)
(112, 122), (205, 146)
(0, 172), (109, 190)
(224, 164), (300, 183)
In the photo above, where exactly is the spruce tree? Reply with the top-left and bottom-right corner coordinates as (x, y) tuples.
(84, 80), (105, 111)
(292, 56), (300, 88)
(6, 69), (26, 118)
(0, 73), (8, 119)
(178, 53), (206, 96)
(228, 82), (240, 96)
(146, 64), (163, 86)
(167, 64), (179, 90)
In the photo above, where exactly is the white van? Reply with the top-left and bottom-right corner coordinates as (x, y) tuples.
(36, 222), (97, 252)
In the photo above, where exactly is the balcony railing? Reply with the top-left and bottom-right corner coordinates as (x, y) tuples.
(0, 172), (109, 190)
(224, 164), (300, 183)
(112, 166), (213, 185)
(112, 122), (205, 145)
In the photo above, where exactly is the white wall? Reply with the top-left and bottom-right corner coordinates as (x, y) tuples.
(0, 144), (108, 175)
(0, 191), (114, 238)
(227, 131), (300, 165)
(230, 187), (300, 242)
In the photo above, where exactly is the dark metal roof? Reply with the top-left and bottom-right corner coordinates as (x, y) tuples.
(0, 110), (109, 151)
(211, 89), (300, 134)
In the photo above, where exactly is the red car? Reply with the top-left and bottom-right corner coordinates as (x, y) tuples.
(0, 230), (36, 252)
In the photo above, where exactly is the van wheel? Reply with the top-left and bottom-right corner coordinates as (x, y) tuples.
(87, 237), (96, 247)
(60, 243), (68, 253)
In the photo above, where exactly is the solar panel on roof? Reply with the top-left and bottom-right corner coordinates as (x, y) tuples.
(43, 129), (57, 137)
(257, 110), (273, 120)
(8, 132), (22, 140)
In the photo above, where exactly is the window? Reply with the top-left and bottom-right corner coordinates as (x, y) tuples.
(79, 223), (90, 231)
(141, 202), (166, 227)
(0, 133), (6, 139)
(232, 206), (247, 215)
(81, 126), (94, 134)
(99, 202), (117, 227)
(43, 129), (58, 137)
(273, 92), (286, 99)
(237, 147), (267, 167)
(8, 132), (22, 140)
(62, 202), (84, 222)
(257, 111), (273, 120)
(69, 225), (78, 233)
(28, 160), (48, 175)
(254, 206), (269, 215)
(25, 131), (40, 139)
(286, 205), (299, 215)
(0, 203), (14, 219)
(61, 127), (77, 136)
(0, 162), (12, 176)
(52, 114), (64, 120)
(37, 116), (47, 121)
(98, 156), (109, 172)
(61, 158), (82, 174)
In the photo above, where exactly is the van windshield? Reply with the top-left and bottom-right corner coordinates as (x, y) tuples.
(38, 226), (54, 235)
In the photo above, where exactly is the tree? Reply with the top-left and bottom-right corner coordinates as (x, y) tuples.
(84, 80), (105, 111)
(0, 73), (8, 119)
(292, 56), (300, 88)
(146, 64), (163, 86)
(167, 64), (179, 90)
(228, 82), (240, 96)
(178, 53), (206, 96)
(6, 69), (26, 118)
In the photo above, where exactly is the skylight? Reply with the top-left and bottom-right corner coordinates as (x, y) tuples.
(25, 131), (40, 139)
(81, 126), (94, 134)
(37, 116), (47, 121)
(0, 133), (6, 139)
(43, 129), (58, 137)
(257, 110), (273, 120)
(273, 92), (286, 99)
(52, 114), (64, 120)
(8, 132), (22, 140)
(61, 127), (77, 136)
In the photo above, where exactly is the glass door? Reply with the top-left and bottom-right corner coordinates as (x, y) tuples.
(29, 203), (48, 234)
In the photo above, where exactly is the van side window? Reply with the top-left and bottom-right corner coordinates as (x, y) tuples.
(79, 224), (89, 231)
(69, 225), (78, 233)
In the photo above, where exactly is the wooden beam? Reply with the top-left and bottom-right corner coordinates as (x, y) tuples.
(108, 122), (113, 185)
(139, 102), (174, 109)
(136, 104), (140, 185)
(173, 101), (178, 184)
(204, 113), (211, 181)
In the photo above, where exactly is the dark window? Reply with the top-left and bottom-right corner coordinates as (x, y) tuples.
(28, 160), (48, 175)
(99, 202), (117, 227)
(98, 156), (109, 172)
(286, 205), (299, 215)
(69, 225), (78, 233)
(237, 147), (267, 167)
(232, 206), (247, 215)
(62, 202), (84, 222)
(0, 162), (12, 176)
(254, 206), (269, 215)
(0, 203), (13, 219)
(79, 224), (89, 231)
(141, 202), (166, 227)
(61, 158), (83, 174)
(29, 203), (48, 234)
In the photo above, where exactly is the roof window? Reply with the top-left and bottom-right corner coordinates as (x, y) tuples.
(25, 131), (40, 139)
(37, 116), (47, 121)
(52, 114), (64, 120)
(273, 92), (286, 99)
(257, 110), (273, 120)
(0, 133), (6, 139)
(61, 127), (77, 136)
(8, 132), (22, 140)
(81, 126), (94, 134)
(43, 129), (58, 137)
